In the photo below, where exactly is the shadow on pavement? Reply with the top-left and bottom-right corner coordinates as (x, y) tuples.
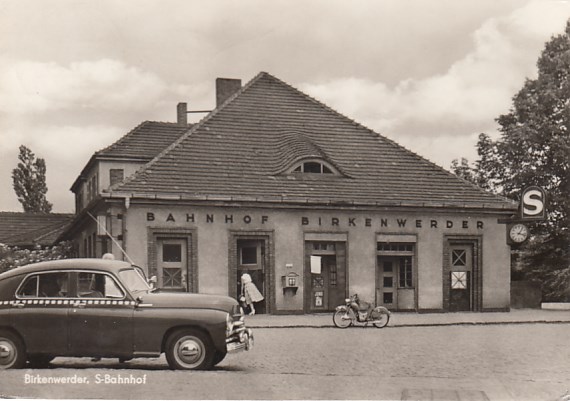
(39, 357), (247, 372)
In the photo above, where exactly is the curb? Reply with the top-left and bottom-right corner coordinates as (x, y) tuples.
(248, 320), (570, 329)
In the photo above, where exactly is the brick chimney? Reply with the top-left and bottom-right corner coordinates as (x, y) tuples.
(177, 102), (188, 125)
(216, 78), (241, 107)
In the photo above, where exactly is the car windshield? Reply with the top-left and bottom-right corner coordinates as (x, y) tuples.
(119, 268), (151, 294)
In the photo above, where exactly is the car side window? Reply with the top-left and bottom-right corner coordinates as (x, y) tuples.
(18, 275), (38, 297)
(78, 272), (124, 299)
(17, 272), (68, 298)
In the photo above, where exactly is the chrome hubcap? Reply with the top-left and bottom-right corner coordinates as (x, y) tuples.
(176, 338), (204, 366)
(180, 342), (199, 357)
(0, 341), (15, 365)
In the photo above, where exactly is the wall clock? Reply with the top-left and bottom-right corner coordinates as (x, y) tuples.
(509, 223), (529, 244)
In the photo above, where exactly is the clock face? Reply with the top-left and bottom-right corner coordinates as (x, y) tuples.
(509, 224), (529, 243)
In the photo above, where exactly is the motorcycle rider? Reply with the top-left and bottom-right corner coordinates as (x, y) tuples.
(352, 294), (374, 321)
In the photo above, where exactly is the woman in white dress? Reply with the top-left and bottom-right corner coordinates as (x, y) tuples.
(240, 273), (264, 315)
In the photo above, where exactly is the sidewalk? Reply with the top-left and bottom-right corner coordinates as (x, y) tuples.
(245, 308), (570, 328)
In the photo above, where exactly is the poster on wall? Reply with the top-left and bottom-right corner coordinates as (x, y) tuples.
(310, 255), (322, 274)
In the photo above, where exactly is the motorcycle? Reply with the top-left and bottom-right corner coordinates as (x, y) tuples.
(332, 294), (390, 328)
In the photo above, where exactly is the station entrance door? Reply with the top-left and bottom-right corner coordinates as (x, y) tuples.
(305, 241), (346, 312)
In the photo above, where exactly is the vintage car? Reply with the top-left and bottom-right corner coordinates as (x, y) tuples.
(0, 259), (253, 370)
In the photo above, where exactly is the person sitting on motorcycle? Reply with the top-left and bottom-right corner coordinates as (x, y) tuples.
(352, 294), (373, 321)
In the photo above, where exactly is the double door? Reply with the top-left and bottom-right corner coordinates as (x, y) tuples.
(376, 257), (398, 309)
(309, 255), (338, 310)
(306, 242), (346, 312)
(376, 255), (415, 310)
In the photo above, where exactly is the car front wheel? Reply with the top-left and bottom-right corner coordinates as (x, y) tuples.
(213, 350), (227, 366)
(165, 329), (214, 370)
(0, 330), (26, 369)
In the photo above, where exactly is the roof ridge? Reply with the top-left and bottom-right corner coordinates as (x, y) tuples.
(0, 211), (74, 217)
(33, 222), (72, 243)
(96, 121), (151, 156)
(1, 216), (72, 245)
(3, 219), (67, 240)
(96, 120), (190, 156)
(111, 72), (268, 193)
(262, 73), (512, 204)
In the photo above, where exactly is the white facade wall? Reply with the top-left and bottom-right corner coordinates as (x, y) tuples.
(118, 204), (511, 313)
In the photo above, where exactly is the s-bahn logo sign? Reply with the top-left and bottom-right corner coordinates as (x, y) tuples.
(520, 186), (546, 221)
(506, 186), (546, 246)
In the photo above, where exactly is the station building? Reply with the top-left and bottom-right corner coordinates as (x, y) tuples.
(60, 72), (517, 314)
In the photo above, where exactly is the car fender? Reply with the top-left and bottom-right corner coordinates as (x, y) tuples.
(134, 307), (228, 355)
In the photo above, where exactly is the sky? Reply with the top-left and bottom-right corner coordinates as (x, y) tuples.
(0, 0), (568, 213)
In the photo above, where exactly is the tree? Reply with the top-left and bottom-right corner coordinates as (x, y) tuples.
(450, 134), (498, 191)
(12, 145), (53, 213)
(450, 157), (476, 183)
(451, 20), (570, 301)
(0, 242), (74, 274)
(494, 20), (569, 301)
(471, 132), (499, 192)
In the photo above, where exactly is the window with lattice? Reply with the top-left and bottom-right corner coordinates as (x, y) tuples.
(451, 272), (467, 289)
(452, 249), (466, 267)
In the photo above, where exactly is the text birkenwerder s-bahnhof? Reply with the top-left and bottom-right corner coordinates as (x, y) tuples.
(60, 72), (517, 314)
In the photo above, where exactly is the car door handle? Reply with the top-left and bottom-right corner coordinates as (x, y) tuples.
(72, 301), (87, 309)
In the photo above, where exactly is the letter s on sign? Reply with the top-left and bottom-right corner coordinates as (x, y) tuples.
(522, 187), (545, 219)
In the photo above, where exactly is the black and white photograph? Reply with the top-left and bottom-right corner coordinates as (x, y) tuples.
(0, 1), (569, 400)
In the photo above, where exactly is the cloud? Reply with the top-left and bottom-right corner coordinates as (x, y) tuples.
(0, 0), (567, 213)
(300, 0), (570, 142)
(396, 133), (483, 170)
(0, 56), (208, 212)
(0, 59), (188, 114)
(0, 123), (125, 213)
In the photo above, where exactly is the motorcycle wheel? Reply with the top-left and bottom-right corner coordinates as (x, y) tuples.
(332, 309), (354, 328)
(371, 307), (390, 328)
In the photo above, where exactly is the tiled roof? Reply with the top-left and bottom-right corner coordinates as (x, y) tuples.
(97, 121), (191, 160)
(0, 212), (74, 247)
(71, 121), (191, 191)
(112, 72), (515, 210)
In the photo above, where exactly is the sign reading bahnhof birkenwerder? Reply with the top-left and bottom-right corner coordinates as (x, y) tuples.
(146, 212), (486, 230)
(60, 72), (519, 314)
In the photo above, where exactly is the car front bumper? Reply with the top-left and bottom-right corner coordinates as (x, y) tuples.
(226, 323), (254, 353)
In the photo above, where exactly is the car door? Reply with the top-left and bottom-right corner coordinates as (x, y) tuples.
(68, 271), (134, 357)
(12, 271), (71, 355)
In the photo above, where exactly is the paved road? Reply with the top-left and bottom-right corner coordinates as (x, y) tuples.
(1, 324), (568, 400)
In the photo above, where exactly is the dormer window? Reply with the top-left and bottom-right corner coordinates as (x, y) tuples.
(290, 159), (338, 175)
